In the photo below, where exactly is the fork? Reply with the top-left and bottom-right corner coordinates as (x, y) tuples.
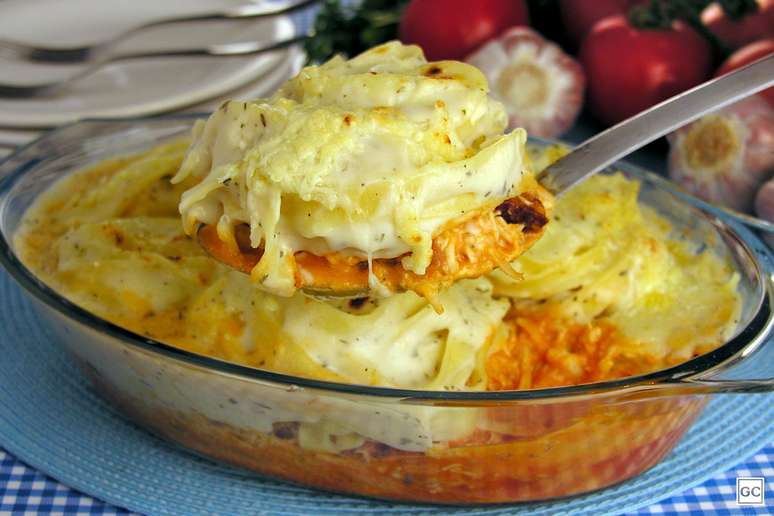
(0, 35), (311, 98)
(0, 0), (318, 63)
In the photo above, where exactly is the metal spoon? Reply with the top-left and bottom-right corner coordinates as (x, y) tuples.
(538, 55), (774, 195)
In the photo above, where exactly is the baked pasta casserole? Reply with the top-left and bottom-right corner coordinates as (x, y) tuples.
(12, 41), (743, 504)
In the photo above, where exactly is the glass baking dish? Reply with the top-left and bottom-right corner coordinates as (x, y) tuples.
(0, 116), (772, 505)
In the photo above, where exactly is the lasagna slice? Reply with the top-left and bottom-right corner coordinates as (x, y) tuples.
(174, 42), (552, 301)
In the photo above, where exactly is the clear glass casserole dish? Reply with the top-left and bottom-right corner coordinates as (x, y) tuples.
(0, 116), (772, 505)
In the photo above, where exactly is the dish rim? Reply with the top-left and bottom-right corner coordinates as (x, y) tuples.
(0, 115), (771, 402)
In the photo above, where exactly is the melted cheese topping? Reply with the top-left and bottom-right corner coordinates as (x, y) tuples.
(173, 41), (532, 296)
(15, 140), (742, 451)
(491, 149), (741, 364)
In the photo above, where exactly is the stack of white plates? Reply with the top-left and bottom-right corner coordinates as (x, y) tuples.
(0, 0), (307, 158)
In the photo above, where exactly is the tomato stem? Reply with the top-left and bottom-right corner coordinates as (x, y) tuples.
(627, 0), (743, 59)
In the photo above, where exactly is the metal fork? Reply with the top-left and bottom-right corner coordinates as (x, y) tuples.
(0, 0), (318, 63)
(0, 35), (311, 98)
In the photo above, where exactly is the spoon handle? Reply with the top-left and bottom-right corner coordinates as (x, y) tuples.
(538, 55), (774, 195)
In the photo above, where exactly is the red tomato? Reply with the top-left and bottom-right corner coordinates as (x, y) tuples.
(702, 0), (774, 50)
(559, 0), (646, 45)
(715, 38), (774, 107)
(580, 16), (713, 126)
(399, 0), (529, 61)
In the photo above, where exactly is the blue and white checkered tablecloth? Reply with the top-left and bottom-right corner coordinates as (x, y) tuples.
(1, 444), (772, 515)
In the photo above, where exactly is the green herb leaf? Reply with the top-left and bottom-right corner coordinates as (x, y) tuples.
(303, 0), (409, 64)
(716, 0), (760, 20)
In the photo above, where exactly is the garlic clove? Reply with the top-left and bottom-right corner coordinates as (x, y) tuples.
(466, 27), (585, 139)
(667, 96), (774, 213)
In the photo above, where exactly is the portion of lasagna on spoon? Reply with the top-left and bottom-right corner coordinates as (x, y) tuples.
(174, 42), (552, 305)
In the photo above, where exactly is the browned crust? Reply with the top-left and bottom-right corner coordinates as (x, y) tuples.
(496, 192), (550, 232)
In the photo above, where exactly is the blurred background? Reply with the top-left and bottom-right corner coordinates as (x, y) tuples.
(0, 0), (771, 238)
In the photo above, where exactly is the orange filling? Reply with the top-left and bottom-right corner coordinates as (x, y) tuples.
(199, 187), (552, 299)
(487, 310), (661, 390)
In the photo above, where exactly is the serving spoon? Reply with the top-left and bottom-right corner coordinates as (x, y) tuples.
(198, 55), (774, 298)
(538, 55), (774, 195)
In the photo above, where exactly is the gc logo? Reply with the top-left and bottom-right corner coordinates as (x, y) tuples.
(736, 477), (765, 505)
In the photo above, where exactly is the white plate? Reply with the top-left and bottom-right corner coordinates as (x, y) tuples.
(0, 0), (296, 128)
(191, 45), (305, 111)
(0, 45), (305, 150)
(0, 127), (39, 147)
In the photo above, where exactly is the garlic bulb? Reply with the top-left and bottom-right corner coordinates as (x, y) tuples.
(667, 96), (774, 213)
(466, 27), (585, 138)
